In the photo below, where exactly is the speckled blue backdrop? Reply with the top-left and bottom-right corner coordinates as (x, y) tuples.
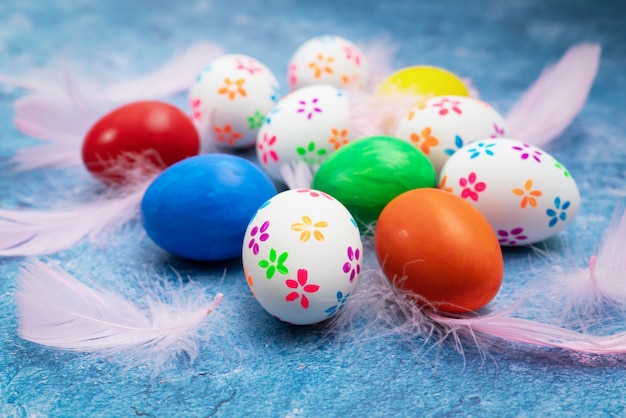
(1, 0), (626, 416)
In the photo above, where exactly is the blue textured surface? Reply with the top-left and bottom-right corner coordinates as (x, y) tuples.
(1, 0), (626, 416)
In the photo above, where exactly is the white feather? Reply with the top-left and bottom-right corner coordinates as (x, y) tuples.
(4, 41), (224, 170)
(279, 161), (316, 190)
(16, 259), (223, 368)
(0, 187), (145, 256)
(506, 43), (601, 147)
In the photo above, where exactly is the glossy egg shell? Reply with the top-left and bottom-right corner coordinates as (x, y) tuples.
(376, 66), (470, 98)
(256, 84), (352, 182)
(189, 54), (280, 149)
(288, 35), (368, 90)
(374, 188), (504, 313)
(141, 154), (277, 261)
(242, 188), (363, 325)
(312, 135), (437, 230)
(394, 95), (507, 174)
(439, 138), (580, 245)
(82, 101), (200, 184)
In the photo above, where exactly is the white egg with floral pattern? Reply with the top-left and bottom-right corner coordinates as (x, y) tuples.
(256, 84), (353, 182)
(287, 35), (368, 90)
(394, 95), (507, 175)
(189, 54), (280, 149)
(242, 188), (363, 325)
(439, 138), (580, 245)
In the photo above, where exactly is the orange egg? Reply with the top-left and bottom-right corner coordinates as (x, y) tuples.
(374, 188), (503, 313)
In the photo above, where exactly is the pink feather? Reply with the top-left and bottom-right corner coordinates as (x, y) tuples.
(16, 259), (223, 369)
(506, 43), (602, 147)
(327, 209), (626, 356)
(4, 41), (224, 170)
(0, 187), (146, 256)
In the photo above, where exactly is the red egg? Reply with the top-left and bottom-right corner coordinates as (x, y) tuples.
(82, 101), (200, 184)
(374, 188), (503, 313)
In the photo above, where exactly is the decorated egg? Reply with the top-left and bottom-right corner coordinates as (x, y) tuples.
(375, 188), (503, 313)
(82, 101), (200, 185)
(376, 66), (470, 98)
(288, 35), (368, 90)
(141, 154), (277, 261)
(394, 95), (507, 173)
(189, 54), (280, 149)
(256, 84), (353, 182)
(439, 138), (580, 245)
(312, 136), (437, 230)
(242, 188), (363, 325)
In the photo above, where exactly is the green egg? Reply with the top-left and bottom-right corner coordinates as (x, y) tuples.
(311, 135), (436, 231)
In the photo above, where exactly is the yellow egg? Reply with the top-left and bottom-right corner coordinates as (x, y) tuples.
(376, 66), (470, 97)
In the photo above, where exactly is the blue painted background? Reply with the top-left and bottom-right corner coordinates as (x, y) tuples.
(1, 0), (626, 416)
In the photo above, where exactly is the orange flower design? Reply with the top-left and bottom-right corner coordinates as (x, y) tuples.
(329, 128), (349, 149)
(308, 54), (334, 79)
(409, 127), (439, 155)
(213, 124), (243, 145)
(512, 179), (543, 209)
(218, 77), (247, 100)
(438, 175), (453, 193)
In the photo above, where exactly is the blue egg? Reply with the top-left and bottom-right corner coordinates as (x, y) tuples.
(141, 154), (277, 261)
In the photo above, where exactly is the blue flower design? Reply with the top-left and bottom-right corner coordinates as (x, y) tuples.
(467, 141), (496, 159)
(546, 197), (570, 227)
(444, 135), (464, 156)
(325, 291), (350, 317)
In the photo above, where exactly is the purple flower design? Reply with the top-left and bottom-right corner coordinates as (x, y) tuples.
(297, 98), (322, 120)
(497, 227), (528, 245)
(512, 143), (543, 163)
(490, 123), (505, 138)
(342, 246), (361, 282)
(248, 220), (270, 255)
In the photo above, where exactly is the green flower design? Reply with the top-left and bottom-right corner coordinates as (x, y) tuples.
(258, 248), (289, 279)
(247, 110), (265, 130)
(296, 141), (328, 164)
(554, 162), (571, 178)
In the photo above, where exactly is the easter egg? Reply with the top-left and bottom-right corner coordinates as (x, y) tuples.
(82, 101), (200, 185)
(376, 66), (470, 98)
(374, 188), (503, 313)
(439, 138), (580, 245)
(242, 188), (363, 325)
(189, 54), (280, 149)
(394, 95), (507, 174)
(141, 154), (277, 261)
(312, 136), (437, 230)
(256, 84), (353, 182)
(288, 35), (368, 90)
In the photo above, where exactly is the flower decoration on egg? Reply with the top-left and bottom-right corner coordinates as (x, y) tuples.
(288, 35), (369, 90)
(189, 54), (280, 149)
(394, 95), (507, 174)
(242, 189), (363, 325)
(439, 138), (581, 245)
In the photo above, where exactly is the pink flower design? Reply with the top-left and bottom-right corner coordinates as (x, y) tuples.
(431, 98), (462, 116)
(297, 98), (322, 120)
(288, 63), (298, 89)
(257, 133), (278, 165)
(512, 143), (543, 162)
(235, 57), (262, 75)
(285, 269), (320, 309)
(190, 98), (202, 120)
(490, 123), (505, 138)
(296, 189), (334, 200)
(459, 172), (486, 201)
(342, 246), (361, 282)
(342, 45), (362, 65)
